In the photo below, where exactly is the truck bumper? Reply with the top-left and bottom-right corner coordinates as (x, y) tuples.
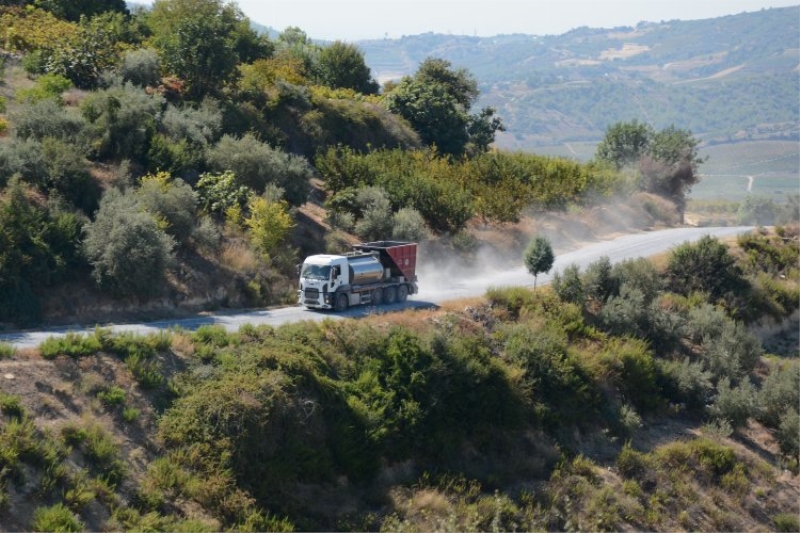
(298, 290), (333, 309)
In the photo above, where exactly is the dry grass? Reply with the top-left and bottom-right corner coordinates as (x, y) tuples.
(220, 242), (259, 273)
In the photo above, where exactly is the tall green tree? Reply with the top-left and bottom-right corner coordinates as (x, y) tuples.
(524, 235), (554, 289)
(595, 119), (653, 170)
(385, 57), (503, 156)
(316, 41), (378, 95)
(148, 0), (268, 100)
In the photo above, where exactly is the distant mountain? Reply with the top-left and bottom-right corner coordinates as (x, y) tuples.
(358, 6), (800, 150)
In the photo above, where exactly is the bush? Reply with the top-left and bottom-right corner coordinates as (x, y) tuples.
(582, 256), (617, 303)
(31, 504), (84, 533)
(658, 357), (713, 411)
(244, 192), (295, 258)
(119, 48), (161, 88)
(611, 258), (663, 303)
(552, 263), (584, 304)
(701, 320), (762, 379)
(206, 134), (311, 205)
(708, 377), (757, 429)
(392, 207), (428, 242)
(136, 173), (198, 241)
(10, 99), (85, 143)
(15, 73), (71, 104)
(354, 186), (393, 241)
(39, 332), (102, 359)
(97, 386), (126, 407)
(0, 343), (15, 359)
(737, 195), (777, 226)
(83, 189), (176, 299)
(774, 513), (800, 533)
(757, 361), (800, 428)
(81, 83), (164, 161)
(666, 236), (745, 301)
(161, 100), (222, 146)
(777, 409), (799, 459)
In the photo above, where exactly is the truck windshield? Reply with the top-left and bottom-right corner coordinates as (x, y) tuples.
(301, 264), (331, 280)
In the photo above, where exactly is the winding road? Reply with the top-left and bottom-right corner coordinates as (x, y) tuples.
(0, 226), (754, 350)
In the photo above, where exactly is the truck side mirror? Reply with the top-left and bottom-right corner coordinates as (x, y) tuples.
(332, 266), (340, 278)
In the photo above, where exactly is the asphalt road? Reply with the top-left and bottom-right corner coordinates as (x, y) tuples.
(0, 226), (754, 350)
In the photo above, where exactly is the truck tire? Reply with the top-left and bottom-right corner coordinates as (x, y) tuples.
(397, 284), (408, 302)
(335, 294), (349, 312)
(384, 286), (397, 304)
(372, 288), (383, 305)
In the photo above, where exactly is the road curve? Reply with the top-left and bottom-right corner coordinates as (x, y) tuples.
(1, 226), (754, 350)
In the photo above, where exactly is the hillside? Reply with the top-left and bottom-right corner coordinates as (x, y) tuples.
(359, 6), (800, 148)
(0, 227), (798, 532)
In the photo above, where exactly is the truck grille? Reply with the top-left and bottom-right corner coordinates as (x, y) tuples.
(304, 288), (319, 298)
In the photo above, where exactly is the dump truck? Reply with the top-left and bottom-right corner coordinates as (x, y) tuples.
(298, 241), (418, 311)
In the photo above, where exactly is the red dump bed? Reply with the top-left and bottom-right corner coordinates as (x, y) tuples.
(353, 241), (417, 280)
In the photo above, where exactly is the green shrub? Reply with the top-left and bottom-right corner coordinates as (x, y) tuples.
(666, 236), (746, 301)
(773, 513), (800, 533)
(83, 189), (176, 299)
(552, 263), (584, 304)
(701, 320), (762, 379)
(125, 353), (165, 389)
(122, 406), (141, 423)
(354, 186), (393, 241)
(39, 332), (102, 359)
(0, 342), (15, 359)
(611, 258), (663, 303)
(392, 206), (428, 242)
(96, 386), (126, 408)
(0, 392), (25, 419)
(119, 48), (161, 88)
(11, 99), (85, 142)
(582, 256), (617, 303)
(82, 424), (126, 486)
(30, 503), (84, 532)
(758, 361), (800, 428)
(206, 133), (312, 205)
(777, 409), (800, 459)
(709, 377), (757, 429)
(658, 357), (713, 411)
(137, 173), (198, 241)
(16, 73), (71, 104)
(737, 195), (777, 226)
(81, 84), (163, 161)
(192, 324), (231, 347)
(161, 100), (222, 146)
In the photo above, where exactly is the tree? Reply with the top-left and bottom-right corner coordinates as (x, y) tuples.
(148, 0), (266, 100)
(385, 57), (503, 156)
(597, 120), (703, 222)
(595, 119), (653, 170)
(28, 0), (128, 21)
(523, 235), (554, 289)
(83, 189), (175, 298)
(316, 41), (378, 95)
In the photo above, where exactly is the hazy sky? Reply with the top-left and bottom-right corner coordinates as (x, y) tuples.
(137, 1), (800, 41)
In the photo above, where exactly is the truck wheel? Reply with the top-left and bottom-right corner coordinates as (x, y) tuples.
(335, 294), (349, 312)
(372, 288), (383, 305)
(397, 285), (408, 302)
(384, 286), (397, 304)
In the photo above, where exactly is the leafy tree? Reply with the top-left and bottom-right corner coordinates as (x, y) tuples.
(385, 57), (503, 156)
(83, 189), (175, 298)
(523, 235), (554, 289)
(392, 207), (428, 242)
(552, 263), (584, 304)
(596, 120), (703, 221)
(148, 0), (268, 100)
(45, 12), (129, 89)
(27, 0), (128, 22)
(0, 178), (83, 324)
(316, 41), (378, 95)
(595, 119), (653, 170)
